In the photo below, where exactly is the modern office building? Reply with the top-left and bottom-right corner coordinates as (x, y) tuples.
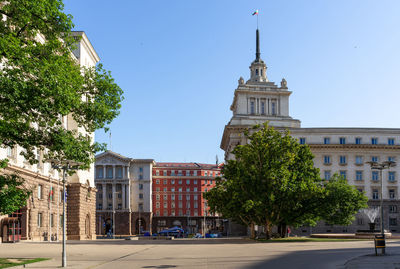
(221, 29), (400, 233)
(0, 32), (99, 242)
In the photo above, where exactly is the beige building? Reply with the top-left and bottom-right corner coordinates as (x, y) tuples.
(221, 29), (400, 233)
(0, 32), (99, 242)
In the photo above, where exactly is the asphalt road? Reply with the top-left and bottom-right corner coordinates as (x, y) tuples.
(1, 238), (399, 268)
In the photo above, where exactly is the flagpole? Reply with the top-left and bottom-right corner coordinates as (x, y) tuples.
(257, 13), (259, 29)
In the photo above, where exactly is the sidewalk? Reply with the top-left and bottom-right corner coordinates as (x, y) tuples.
(344, 250), (400, 268)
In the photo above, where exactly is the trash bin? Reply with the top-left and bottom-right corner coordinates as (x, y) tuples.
(374, 234), (385, 255)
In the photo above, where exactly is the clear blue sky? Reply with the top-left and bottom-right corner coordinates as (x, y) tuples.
(64, 0), (400, 163)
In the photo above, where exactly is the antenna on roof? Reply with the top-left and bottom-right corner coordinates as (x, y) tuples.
(109, 131), (112, 151)
(216, 155), (219, 166)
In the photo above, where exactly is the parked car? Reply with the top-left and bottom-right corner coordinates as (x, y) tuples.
(158, 226), (186, 237)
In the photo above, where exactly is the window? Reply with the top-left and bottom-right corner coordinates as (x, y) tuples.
(186, 187), (190, 192)
(171, 195), (175, 201)
(171, 202), (175, 208)
(194, 171), (198, 176)
(118, 203), (122, 209)
(108, 193), (112, 199)
(6, 146), (13, 157)
(299, 138), (306, 145)
(106, 167), (113, 178)
(163, 202), (167, 209)
(178, 170), (183, 176)
(357, 188), (363, 193)
(171, 210), (175, 216)
(389, 218), (397, 226)
(179, 202), (183, 208)
(194, 179), (197, 184)
(355, 137), (362, 145)
(156, 170), (159, 176)
(116, 167), (122, 178)
(210, 180), (213, 185)
(261, 101), (265, 114)
(324, 171), (331, 180)
(324, 137), (330, 144)
(163, 170), (167, 176)
(389, 189), (396, 199)
(37, 213), (42, 227)
(139, 184), (143, 190)
(339, 156), (347, 165)
(156, 194), (160, 200)
(178, 179), (182, 184)
(371, 138), (378, 145)
(194, 195), (198, 201)
(171, 187), (175, 192)
(194, 187), (198, 192)
(194, 202), (198, 208)
(389, 205), (397, 213)
(158, 220), (166, 226)
(163, 194), (167, 200)
(178, 187), (182, 192)
(389, 172), (395, 182)
(186, 195), (190, 200)
(38, 185), (42, 199)
(156, 179), (160, 184)
(194, 210), (198, 216)
(339, 137), (346, 144)
(163, 179), (167, 185)
(156, 187), (160, 192)
(323, 156), (331, 165)
(388, 138), (395, 145)
(355, 171), (363, 181)
(163, 187), (167, 192)
(186, 179), (190, 184)
(139, 174), (143, 180)
(250, 101), (255, 114)
(339, 170), (347, 179)
(372, 171), (379, 181)
(171, 179), (175, 184)
(96, 167), (104, 178)
(117, 193), (122, 199)
(357, 218), (364, 225)
(186, 202), (190, 208)
(204, 171), (208, 177)
(355, 156), (363, 165)
(156, 202), (160, 208)
(179, 194), (182, 201)
(372, 189), (379, 200)
(139, 167), (143, 173)
(108, 203), (112, 210)
(139, 203), (144, 211)
(372, 156), (378, 162)
(271, 102), (276, 115)
(388, 156), (396, 162)
(139, 193), (143, 199)
(179, 210), (183, 216)
(98, 204), (103, 210)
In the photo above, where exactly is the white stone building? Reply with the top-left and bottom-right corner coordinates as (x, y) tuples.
(221, 29), (400, 233)
(94, 151), (154, 235)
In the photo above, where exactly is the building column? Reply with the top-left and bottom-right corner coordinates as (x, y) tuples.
(122, 183), (126, 209)
(102, 183), (107, 210)
(126, 166), (130, 179)
(112, 183), (116, 211)
(122, 165), (125, 179)
(103, 166), (106, 179)
(112, 165), (116, 179)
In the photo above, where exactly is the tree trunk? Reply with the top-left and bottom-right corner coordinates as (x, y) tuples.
(250, 222), (256, 239)
(265, 221), (271, 240)
(280, 224), (287, 238)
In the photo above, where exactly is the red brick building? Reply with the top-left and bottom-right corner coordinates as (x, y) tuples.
(152, 162), (222, 234)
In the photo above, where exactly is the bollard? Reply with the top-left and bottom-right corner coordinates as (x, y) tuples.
(374, 234), (385, 255)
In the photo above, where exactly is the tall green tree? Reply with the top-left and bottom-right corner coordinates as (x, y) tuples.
(0, 0), (123, 214)
(205, 123), (368, 239)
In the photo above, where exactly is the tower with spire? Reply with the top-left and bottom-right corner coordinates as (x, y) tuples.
(221, 29), (301, 160)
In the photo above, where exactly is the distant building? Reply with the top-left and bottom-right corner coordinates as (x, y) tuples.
(0, 32), (99, 242)
(94, 151), (222, 235)
(152, 162), (222, 234)
(221, 29), (400, 234)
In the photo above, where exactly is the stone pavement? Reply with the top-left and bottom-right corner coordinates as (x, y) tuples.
(0, 238), (399, 268)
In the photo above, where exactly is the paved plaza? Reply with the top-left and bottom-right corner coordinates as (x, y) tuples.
(1, 238), (400, 268)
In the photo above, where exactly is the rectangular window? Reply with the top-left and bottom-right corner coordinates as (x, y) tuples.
(339, 137), (346, 145)
(171, 210), (175, 216)
(37, 213), (42, 227)
(324, 171), (331, 180)
(156, 202), (160, 208)
(108, 193), (112, 199)
(250, 101), (255, 114)
(163, 170), (167, 176)
(355, 137), (362, 145)
(171, 179), (175, 184)
(139, 167), (143, 173)
(389, 172), (396, 182)
(186, 170), (191, 176)
(271, 102), (276, 115)
(179, 202), (183, 208)
(372, 171), (379, 181)
(156, 211), (160, 216)
(355, 156), (363, 165)
(388, 138), (395, 145)
(356, 171), (363, 181)
(163, 179), (167, 185)
(194, 179), (197, 184)
(179, 194), (182, 201)
(163, 202), (167, 209)
(194, 187), (198, 192)
(171, 187), (175, 192)
(163, 187), (167, 192)
(299, 138), (306, 145)
(96, 167), (104, 178)
(163, 194), (167, 200)
(388, 156), (396, 162)
(194, 202), (198, 208)
(139, 174), (143, 180)
(372, 189), (379, 200)
(139, 203), (143, 211)
(171, 202), (175, 208)
(6, 146), (13, 157)
(156, 170), (159, 176)
(194, 210), (198, 216)
(371, 138), (378, 145)
(171, 195), (175, 201)
(324, 137), (330, 144)
(139, 184), (143, 190)
(139, 193), (143, 199)
(178, 187), (182, 192)
(186, 195), (190, 200)
(323, 155), (331, 165)
(98, 204), (103, 210)
(156, 187), (160, 192)
(118, 203), (122, 209)
(389, 189), (396, 199)
(389, 205), (397, 213)
(194, 171), (198, 176)
(372, 156), (378, 162)
(178, 179), (182, 184)
(186, 179), (190, 184)
(339, 156), (347, 165)
(108, 203), (112, 210)
(339, 170), (347, 179)
(156, 194), (160, 200)
(178, 170), (183, 176)
(186, 187), (190, 192)
(261, 101), (265, 114)
(194, 195), (198, 200)
(106, 167), (113, 178)
(116, 167), (122, 178)
(179, 210), (183, 216)
(389, 218), (397, 226)
(38, 185), (42, 199)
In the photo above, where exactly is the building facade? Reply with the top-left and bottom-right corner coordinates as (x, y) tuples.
(94, 151), (154, 235)
(221, 29), (400, 234)
(0, 32), (99, 242)
(152, 162), (222, 234)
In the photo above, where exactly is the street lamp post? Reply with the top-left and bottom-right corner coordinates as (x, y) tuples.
(366, 160), (396, 236)
(50, 160), (82, 268)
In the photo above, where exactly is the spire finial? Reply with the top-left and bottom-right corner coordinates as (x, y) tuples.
(256, 29), (260, 61)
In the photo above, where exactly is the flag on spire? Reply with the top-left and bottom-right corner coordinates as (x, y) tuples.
(252, 10), (258, 16)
